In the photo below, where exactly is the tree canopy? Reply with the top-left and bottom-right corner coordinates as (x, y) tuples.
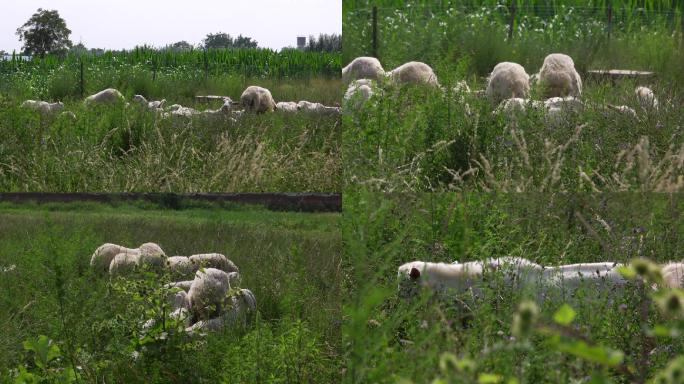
(202, 32), (258, 49)
(16, 8), (72, 57)
(305, 34), (341, 53)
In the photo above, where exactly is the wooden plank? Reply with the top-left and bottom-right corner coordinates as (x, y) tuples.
(587, 69), (655, 79)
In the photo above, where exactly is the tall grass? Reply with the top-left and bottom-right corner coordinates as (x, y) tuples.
(0, 202), (342, 382)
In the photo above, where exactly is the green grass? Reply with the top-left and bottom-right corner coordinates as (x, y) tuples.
(0, 202), (342, 382)
(343, 191), (684, 383)
(343, 2), (684, 192)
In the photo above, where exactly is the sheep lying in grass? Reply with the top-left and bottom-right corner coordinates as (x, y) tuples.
(297, 100), (341, 116)
(387, 61), (440, 88)
(21, 100), (64, 116)
(486, 62), (530, 104)
(189, 253), (239, 274)
(276, 101), (299, 113)
(84, 88), (125, 105)
(185, 288), (256, 333)
(240, 86), (276, 113)
(538, 53), (582, 98)
(132, 95), (166, 111)
(342, 57), (385, 84)
(635, 86), (658, 110)
(90, 243), (141, 274)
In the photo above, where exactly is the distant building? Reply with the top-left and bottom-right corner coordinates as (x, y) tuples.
(1, 54), (31, 61)
(297, 36), (306, 50)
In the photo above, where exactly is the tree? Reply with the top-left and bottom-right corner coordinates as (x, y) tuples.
(70, 42), (87, 55)
(168, 41), (194, 51)
(202, 32), (258, 49)
(233, 35), (258, 49)
(16, 8), (72, 57)
(203, 32), (234, 49)
(305, 34), (341, 53)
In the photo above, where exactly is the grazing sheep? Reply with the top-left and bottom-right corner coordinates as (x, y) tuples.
(84, 88), (125, 105)
(189, 253), (239, 274)
(138, 242), (166, 269)
(342, 57), (385, 84)
(387, 61), (440, 87)
(21, 100), (64, 116)
(240, 86), (276, 113)
(344, 79), (376, 110)
(187, 268), (232, 321)
(544, 96), (583, 112)
(166, 256), (197, 279)
(132, 95), (166, 111)
(276, 101), (299, 113)
(90, 243), (141, 274)
(538, 53), (582, 98)
(635, 86), (658, 110)
(397, 260), (485, 298)
(185, 289), (256, 333)
(486, 62), (530, 104)
(542, 262), (628, 300)
(109, 252), (142, 277)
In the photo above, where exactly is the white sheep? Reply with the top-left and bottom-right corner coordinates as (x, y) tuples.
(606, 104), (638, 119)
(538, 53), (582, 98)
(185, 288), (256, 333)
(84, 88), (125, 105)
(90, 243), (141, 274)
(132, 95), (166, 111)
(541, 262), (628, 301)
(187, 268), (232, 320)
(344, 79), (376, 110)
(21, 100), (64, 116)
(635, 86), (658, 110)
(297, 100), (340, 116)
(137, 242), (166, 269)
(544, 96), (583, 112)
(486, 62), (530, 104)
(387, 61), (440, 88)
(109, 252), (142, 277)
(342, 57), (385, 84)
(189, 253), (238, 274)
(166, 256), (197, 279)
(397, 260), (485, 298)
(275, 101), (299, 113)
(240, 86), (276, 113)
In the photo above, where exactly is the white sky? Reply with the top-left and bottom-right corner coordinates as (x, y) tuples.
(1, 0), (341, 52)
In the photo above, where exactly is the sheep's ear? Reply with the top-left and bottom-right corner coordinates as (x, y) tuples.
(409, 267), (421, 280)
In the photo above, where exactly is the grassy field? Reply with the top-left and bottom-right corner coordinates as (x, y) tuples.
(343, 1), (684, 192)
(0, 49), (342, 192)
(343, 191), (684, 383)
(0, 201), (342, 382)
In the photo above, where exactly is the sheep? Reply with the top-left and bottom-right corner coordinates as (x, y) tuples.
(109, 252), (142, 277)
(538, 53), (582, 98)
(486, 62), (530, 104)
(544, 96), (583, 112)
(541, 262), (628, 301)
(240, 86), (276, 113)
(275, 101), (299, 113)
(137, 242), (166, 269)
(494, 97), (528, 116)
(187, 268), (232, 321)
(58, 111), (77, 120)
(189, 253), (239, 274)
(84, 88), (125, 105)
(185, 288), (256, 334)
(343, 79), (376, 110)
(90, 243), (141, 274)
(132, 95), (166, 111)
(164, 280), (194, 292)
(386, 61), (440, 88)
(397, 260), (485, 298)
(166, 256), (197, 279)
(21, 100), (64, 116)
(635, 86), (658, 110)
(606, 104), (638, 119)
(342, 57), (385, 84)
(296, 100), (341, 116)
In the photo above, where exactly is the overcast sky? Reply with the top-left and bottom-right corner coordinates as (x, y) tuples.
(1, 0), (341, 52)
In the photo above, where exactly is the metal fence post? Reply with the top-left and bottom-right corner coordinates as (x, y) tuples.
(79, 59), (84, 98)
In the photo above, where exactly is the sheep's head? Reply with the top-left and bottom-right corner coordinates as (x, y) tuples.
(397, 263), (424, 298)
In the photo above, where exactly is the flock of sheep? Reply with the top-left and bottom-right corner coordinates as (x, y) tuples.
(90, 242), (256, 334)
(342, 54), (659, 123)
(397, 256), (683, 304)
(20, 85), (341, 122)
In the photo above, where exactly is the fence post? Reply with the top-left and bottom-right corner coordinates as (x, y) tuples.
(607, 1), (613, 43)
(79, 59), (84, 98)
(681, 6), (684, 48)
(508, 1), (517, 42)
(372, 6), (378, 59)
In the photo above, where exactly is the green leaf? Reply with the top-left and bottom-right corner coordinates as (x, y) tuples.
(556, 340), (624, 367)
(23, 335), (60, 369)
(553, 304), (576, 326)
(617, 266), (636, 279)
(478, 373), (504, 383)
